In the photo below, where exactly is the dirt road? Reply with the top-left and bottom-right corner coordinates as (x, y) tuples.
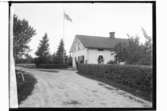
(16, 67), (152, 108)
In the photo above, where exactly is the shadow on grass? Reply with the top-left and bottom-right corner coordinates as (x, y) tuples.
(16, 70), (37, 105)
(76, 71), (152, 102)
(63, 100), (81, 105)
(37, 69), (59, 73)
(16, 64), (36, 69)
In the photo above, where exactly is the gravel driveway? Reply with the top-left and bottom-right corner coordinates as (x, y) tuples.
(16, 67), (152, 108)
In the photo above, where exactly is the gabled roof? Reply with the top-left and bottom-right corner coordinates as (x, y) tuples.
(76, 34), (128, 50)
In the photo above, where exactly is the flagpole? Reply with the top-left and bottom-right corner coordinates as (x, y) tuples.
(62, 6), (73, 64)
(62, 5), (65, 64)
(62, 5), (65, 40)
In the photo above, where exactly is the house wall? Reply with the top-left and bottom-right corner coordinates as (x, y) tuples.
(70, 38), (116, 68)
(70, 38), (88, 68)
(71, 48), (116, 68)
(87, 49), (116, 64)
(70, 37), (85, 53)
(71, 48), (88, 68)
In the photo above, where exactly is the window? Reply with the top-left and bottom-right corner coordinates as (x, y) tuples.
(78, 56), (84, 64)
(98, 55), (104, 64)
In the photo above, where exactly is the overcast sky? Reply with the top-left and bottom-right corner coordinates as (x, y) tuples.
(12, 3), (152, 57)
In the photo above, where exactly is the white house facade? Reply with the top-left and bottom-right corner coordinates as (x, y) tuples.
(87, 49), (116, 64)
(70, 32), (128, 68)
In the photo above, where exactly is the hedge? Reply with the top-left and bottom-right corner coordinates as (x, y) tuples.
(36, 64), (68, 69)
(78, 64), (152, 94)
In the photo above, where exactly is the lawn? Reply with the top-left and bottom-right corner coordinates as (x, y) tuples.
(77, 64), (152, 102)
(77, 72), (152, 102)
(16, 70), (37, 104)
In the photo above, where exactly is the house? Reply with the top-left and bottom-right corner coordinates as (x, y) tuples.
(70, 32), (128, 68)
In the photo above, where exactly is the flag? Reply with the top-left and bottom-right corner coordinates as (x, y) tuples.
(64, 12), (72, 22)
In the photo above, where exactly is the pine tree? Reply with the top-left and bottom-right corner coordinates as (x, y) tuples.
(35, 33), (50, 64)
(55, 39), (66, 64)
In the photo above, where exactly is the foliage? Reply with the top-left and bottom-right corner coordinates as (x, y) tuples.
(114, 42), (128, 62)
(13, 14), (36, 61)
(35, 33), (50, 65)
(15, 54), (34, 64)
(107, 60), (117, 64)
(52, 53), (59, 64)
(35, 33), (49, 57)
(126, 36), (145, 64)
(55, 39), (66, 64)
(139, 28), (152, 65)
(67, 56), (72, 66)
(114, 28), (152, 65)
(16, 70), (37, 104)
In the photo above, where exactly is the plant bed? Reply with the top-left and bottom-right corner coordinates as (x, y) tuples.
(16, 70), (37, 104)
(77, 64), (153, 101)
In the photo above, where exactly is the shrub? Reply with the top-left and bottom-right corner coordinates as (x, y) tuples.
(107, 60), (117, 64)
(34, 56), (50, 66)
(78, 64), (152, 94)
(16, 70), (37, 104)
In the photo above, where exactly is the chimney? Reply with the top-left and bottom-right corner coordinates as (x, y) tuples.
(109, 32), (115, 38)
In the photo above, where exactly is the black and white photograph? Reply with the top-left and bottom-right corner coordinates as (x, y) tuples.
(9, 1), (155, 109)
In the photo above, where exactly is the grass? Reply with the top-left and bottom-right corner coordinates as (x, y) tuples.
(77, 71), (152, 102)
(77, 64), (152, 102)
(16, 70), (37, 104)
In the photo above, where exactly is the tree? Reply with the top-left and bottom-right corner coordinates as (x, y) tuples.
(13, 14), (36, 61)
(139, 28), (152, 65)
(52, 52), (58, 64)
(24, 54), (34, 63)
(67, 55), (72, 66)
(114, 42), (128, 62)
(114, 36), (143, 64)
(114, 28), (152, 65)
(126, 35), (144, 64)
(35, 33), (50, 64)
(55, 39), (66, 64)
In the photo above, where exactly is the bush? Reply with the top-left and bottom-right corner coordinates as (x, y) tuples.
(78, 64), (152, 95)
(16, 70), (37, 104)
(107, 60), (117, 64)
(34, 57), (50, 66)
(35, 64), (68, 69)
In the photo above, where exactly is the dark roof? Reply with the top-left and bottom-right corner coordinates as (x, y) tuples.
(76, 34), (129, 50)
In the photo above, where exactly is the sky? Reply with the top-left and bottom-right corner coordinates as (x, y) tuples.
(12, 3), (152, 57)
